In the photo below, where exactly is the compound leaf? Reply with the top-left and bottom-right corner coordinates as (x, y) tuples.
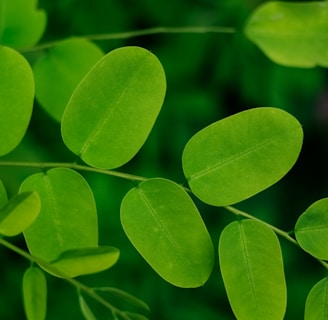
(244, 1), (328, 68)
(0, 0), (46, 49)
(61, 46), (166, 169)
(20, 168), (98, 262)
(0, 46), (34, 156)
(23, 266), (47, 320)
(0, 192), (40, 236)
(305, 277), (328, 320)
(182, 107), (303, 206)
(33, 38), (104, 122)
(219, 219), (286, 320)
(120, 178), (214, 288)
(295, 198), (328, 260)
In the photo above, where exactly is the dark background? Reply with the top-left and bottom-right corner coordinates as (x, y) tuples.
(1, 0), (328, 319)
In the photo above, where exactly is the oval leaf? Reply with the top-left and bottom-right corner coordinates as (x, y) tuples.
(305, 277), (328, 320)
(0, 46), (34, 156)
(219, 219), (286, 320)
(182, 107), (303, 206)
(0, 0), (46, 49)
(295, 198), (328, 260)
(120, 178), (214, 288)
(0, 192), (40, 236)
(33, 38), (104, 122)
(61, 46), (166, 169)
(23, 266), (47, 320)
(49, 246), (119, 278)
(20, 168), (98, 261)
(244, 1), (328, 68)
(79, 294), (97, 320)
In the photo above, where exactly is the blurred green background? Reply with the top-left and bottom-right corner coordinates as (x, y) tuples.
(1, 0), (328, 319)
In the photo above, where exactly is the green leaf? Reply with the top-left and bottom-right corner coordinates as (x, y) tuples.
(79, 294), (97, 320)
(120, 178), (214, 288)
(0, 192), (40, 236)
(182, 107), (303, 206)
(305, 277), (328, 320)
(244, 1), (328, 68)
(219, 219), (286, 320)
(0, 180), (7, 207)
(20, 168), (98, 262)
(23, 266), (47, 320)
(61, 46), (166, 169)
(0, 46), (34, 156)
(0, 0), (46, 49)
(49, 246), (119, 278)
(295, 198), (328, 260)
(33, 38), (104, 122)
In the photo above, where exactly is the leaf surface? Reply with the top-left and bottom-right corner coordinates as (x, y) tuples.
(61, 46), (166, 169)
(244, 1), (328, 67)
(219, 219), (286, 320)
(0, 192), (40, 236)
(0, 0), (46, 48)
(120, 178), (214, 288)
(305, 277), (328, 320)
(0, 180), (7, 207)
(23, 266), (47, 320)
(79, 294), (97, 320)
(295, 198), (328, 259)
(0, 46), (34, 156)
(182, 107), (303, 206)
(20, 168), (98, 261)
(33, 38), (104, 122)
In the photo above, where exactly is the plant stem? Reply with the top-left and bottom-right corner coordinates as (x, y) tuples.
(20, 26), (236, 53)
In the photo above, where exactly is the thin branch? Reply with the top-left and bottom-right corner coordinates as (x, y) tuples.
(20, 26), (236, 53)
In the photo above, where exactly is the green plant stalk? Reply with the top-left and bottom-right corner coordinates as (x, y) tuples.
(0, 237), (135, 319)
(21, 26), (236, 53)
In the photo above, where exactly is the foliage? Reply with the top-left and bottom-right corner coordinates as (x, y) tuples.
(1, 0), (328, 319)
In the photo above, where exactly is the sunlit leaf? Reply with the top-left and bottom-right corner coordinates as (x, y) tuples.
(49, 246), (119, 278)
(23, 266), (47, 320)
(0, 46), (34, 156)
(182, 107), (303, 206)
(33, 38), (104, 122)
(295, 198), (328, 260)
(305, 277), (328, 320)
(0, 0), (46, 49)
(0, 192), (40, 236)
(79, 294), (97, 320)
(0, 180), (7, 207)
(20, 168), (98, 261)
(219, 219), (286, 320)
(120, 178), (214, 288)
(61, 46), (166, 169)
(244, 1), (328, 68)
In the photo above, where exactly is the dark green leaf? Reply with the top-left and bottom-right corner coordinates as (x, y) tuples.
(0, 180), (7, 207)
(305, 277), (328, 320)
(20, 168), (98, 261)
(244, 1), (328, 67)
(79, 294), (97, 320)
(219, 219), (286, 320)
(23, 266), (47, 320)
(33, 38), (104, 122)
(120, 178), (214, 288)
(295, 198), (328, 259)
(0, 46), (34, 156)
(61, 46), (166, 169)
(182, 107), (303, 206)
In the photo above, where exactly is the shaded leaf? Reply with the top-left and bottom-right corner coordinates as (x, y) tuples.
(23, 266), (47, 320)
(0, 180), (7, 207)
(33, 38), (104, 122)
(61, 46), (166, 169)
(244, 1), (328, 68)
(182, 107), (303, 206)
(305, 277), (328, 320)
(0, 0), (46, 49)
(219, 219), (286, 320)
(120, 178), (214, 288)
(20, 168), (98, 261)
(0, 46), (34, 156)
(295, 198), (328, 259)
(49, 246), (119, 278)
(79, 294), (97, 320)
(0, 192), (40, 236)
